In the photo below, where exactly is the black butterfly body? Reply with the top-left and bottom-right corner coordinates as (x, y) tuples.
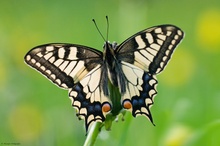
(24, 25), (184, 131)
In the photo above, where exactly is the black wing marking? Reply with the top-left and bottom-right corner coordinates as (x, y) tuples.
(116, 25), (184, 74)
(24, 43), (103, 88)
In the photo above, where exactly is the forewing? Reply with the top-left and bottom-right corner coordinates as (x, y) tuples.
(24, 43), (103, 89)
(116, 25), (184, 74)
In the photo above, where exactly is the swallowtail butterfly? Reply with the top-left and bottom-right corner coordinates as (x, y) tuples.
(24, 20), (184, 132)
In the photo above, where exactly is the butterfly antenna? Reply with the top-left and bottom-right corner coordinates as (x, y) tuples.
(106, 16), (109, 41)
(92, 19), (106, 42)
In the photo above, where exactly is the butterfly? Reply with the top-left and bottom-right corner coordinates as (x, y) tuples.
(24, 22), (184, 132)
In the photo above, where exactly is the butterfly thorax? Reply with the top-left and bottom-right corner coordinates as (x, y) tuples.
(103, 41), (120, 87)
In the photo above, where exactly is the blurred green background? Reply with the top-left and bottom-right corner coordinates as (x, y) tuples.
(1, 0), (220, 146)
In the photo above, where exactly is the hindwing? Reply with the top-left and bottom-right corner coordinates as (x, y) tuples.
(120, 62), (157, 123)
(69, 65), (111, 131)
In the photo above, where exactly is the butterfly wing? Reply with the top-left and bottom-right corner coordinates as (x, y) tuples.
(24, 44), (111, 131)
(116, 25), (184, 122)
(25, 43), (104, 88)
(69, 64), (111, 131)
(116, 25), (184, 74)
(120, 61), (157, 123)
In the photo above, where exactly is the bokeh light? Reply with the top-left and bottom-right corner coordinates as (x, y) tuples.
(160, 48), (196, 86)
(160, 124), (192, 146)
(196, 8), (220, 52)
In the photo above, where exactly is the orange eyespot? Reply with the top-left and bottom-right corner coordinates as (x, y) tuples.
(123, 100), (132, 109)
(102, 102), (111, 113)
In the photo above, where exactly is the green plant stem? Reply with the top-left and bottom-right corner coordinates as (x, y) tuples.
(83, 122), (102, 146)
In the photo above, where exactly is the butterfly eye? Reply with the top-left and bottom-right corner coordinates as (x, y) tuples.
(111, 42), (118, 50)
(102, 102), (112, 113)
(122, 99), (132, 109)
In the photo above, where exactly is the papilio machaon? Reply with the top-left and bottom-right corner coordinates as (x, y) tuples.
(24, 20), (184, 132)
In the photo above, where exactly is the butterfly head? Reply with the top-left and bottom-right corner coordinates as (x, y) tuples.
(103, 41), (116, 59)
(104, 40), (118, 52)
